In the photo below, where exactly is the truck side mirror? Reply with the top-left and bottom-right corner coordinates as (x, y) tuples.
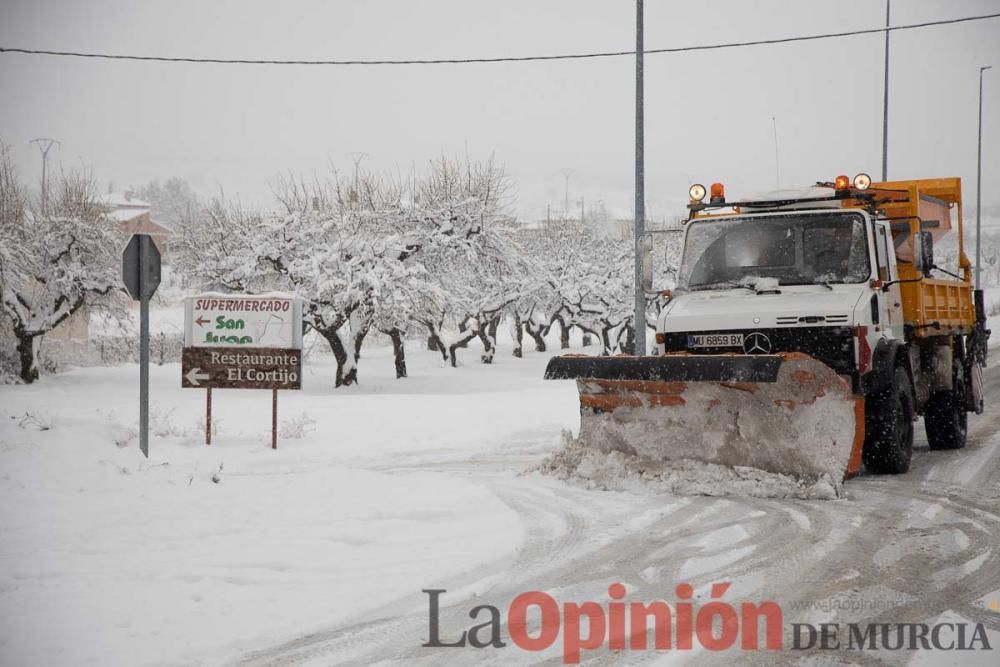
(917, 231), (934, 276)
(640, 233), (654, 292)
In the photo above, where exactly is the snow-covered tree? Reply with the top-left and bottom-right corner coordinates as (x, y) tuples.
(136, 177), (200, 230)
(174, 152), (683, 384)
(175, 157), (516, 384)
(0, 148), (125, 382)
(405, 156), (536, 366)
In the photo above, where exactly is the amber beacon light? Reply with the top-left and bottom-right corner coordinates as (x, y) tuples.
(709, 182), (726, 204)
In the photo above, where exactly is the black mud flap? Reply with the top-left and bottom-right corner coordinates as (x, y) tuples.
(543, 355), (784, 383)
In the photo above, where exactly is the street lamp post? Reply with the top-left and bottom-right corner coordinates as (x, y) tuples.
(881, 0), (891, 182)
(976, 65), (992, 290)
(560, 168), (573, 220)
(633, 0), (646, 356)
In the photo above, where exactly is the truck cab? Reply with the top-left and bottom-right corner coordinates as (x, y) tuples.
(649, 175), (988, 473)
(656, 205), (896, 394)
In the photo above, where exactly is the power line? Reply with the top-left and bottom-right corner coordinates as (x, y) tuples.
(1, 12), (998, 66)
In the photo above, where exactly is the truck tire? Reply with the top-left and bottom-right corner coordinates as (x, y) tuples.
(924, 359), (968, 450)
(863, 367), (914, 474)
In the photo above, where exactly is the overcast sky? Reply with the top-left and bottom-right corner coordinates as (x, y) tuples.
(1, 0), (998, 221)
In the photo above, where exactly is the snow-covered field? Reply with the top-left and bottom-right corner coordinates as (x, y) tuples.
(0, 337), (577, 665)
(3, 329), (1000, 666)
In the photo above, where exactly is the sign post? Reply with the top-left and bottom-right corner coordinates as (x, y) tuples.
(182, 294), (303, 448)
(122, 234), (161, 458)
(206, 388), (212, 445)
(272, 389), (278, 450)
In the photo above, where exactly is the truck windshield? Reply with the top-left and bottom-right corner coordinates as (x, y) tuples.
(677, 213), (871, 291)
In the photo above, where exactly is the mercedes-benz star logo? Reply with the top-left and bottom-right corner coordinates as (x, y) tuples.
(743, 332), (772, 354)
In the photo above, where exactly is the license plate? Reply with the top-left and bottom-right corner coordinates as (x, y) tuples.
(687, 333), (744, 348)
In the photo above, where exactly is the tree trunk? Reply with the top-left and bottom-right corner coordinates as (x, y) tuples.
(478, 316), (499, 364)
(525, 320), (547, 352)
(448, 330), (478, 367)
(581, 327), (593, 347)
(601, 328), (614, 356)
(15, 331), (39, 383)
(319, 328), (357, 387)
(349, 309), (371, 362)
(558, 317), (571, 350)
(423, 322), (449, 362)
(387, 328), (407, 378)
(511, 314), (523, 358)
(353, 325), (369, 361)
(156, 332), (167, 365)
(622, 323), (636, 355)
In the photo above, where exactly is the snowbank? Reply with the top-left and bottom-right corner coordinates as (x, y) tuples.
(538, 432), (840, 500)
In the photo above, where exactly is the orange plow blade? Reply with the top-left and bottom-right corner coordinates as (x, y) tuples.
(549, 353), (864, 482)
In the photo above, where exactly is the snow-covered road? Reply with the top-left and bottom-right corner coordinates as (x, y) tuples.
(234, 355), (1000, 666)
(2, 339), (999, 666)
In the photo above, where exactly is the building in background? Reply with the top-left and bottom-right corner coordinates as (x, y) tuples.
(99, 191), (173, 256)
(48, 192), (173, 342)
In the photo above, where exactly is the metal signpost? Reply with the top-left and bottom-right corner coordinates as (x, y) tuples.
(122, 234), (162, 458)
(181, 294), (303, 449)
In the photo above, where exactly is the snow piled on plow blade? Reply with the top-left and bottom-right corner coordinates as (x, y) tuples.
(541, 353), (862, 499)
(539, 434), (841, 500)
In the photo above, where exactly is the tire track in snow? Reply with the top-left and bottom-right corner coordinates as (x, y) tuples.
(690, 369), (1000, 667)
(232, 473), (627, 666)
(237, 367), (1000, 666)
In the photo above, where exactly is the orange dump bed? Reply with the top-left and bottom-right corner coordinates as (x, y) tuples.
(845, 178), (976, 337)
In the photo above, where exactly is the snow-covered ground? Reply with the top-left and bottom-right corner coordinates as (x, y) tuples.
(0, 337), (577, 665)
(3, 327), (1000, 666)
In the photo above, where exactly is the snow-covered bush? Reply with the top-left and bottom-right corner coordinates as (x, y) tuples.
(279, 412), (316, 439)
(35, 333), (183, 371)
(16, 410), (53, 431)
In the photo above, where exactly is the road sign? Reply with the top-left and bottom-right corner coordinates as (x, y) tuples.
(122, 234), (161, 301)
(184, 294), (302, 349)
(122, 234), (161, 459)
(183, 294), (303, 450)
(181, 346), (302, 390)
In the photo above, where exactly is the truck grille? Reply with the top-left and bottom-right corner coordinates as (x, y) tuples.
(775, 313), (850, 325)
(660, 326), (856, 375)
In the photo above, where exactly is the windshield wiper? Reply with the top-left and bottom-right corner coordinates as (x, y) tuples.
(690, 280), (782, 294)
(689, 280), (756, 292)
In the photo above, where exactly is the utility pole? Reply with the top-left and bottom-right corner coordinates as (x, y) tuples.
(347, 152), (368, 203)
(30, 138), (59, 216)
(633, 0), (646, 356)
(977, 65), (993, 290)
(881, 0), (891, 181)
(559, 168), (573, 220)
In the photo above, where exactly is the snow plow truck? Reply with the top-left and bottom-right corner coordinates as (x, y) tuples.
(545, 175), (989, 482)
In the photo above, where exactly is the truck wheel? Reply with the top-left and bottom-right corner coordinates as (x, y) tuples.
(924, 361), (968, 450)
(863, 367), (915, 474)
